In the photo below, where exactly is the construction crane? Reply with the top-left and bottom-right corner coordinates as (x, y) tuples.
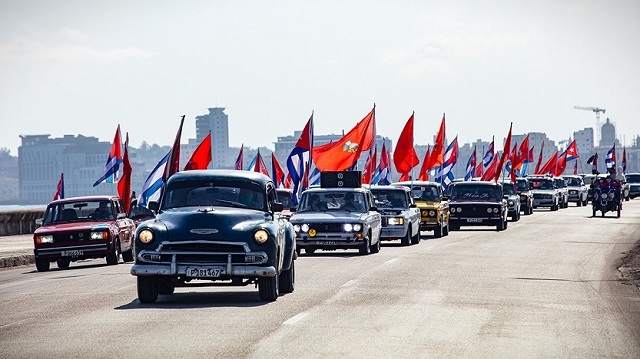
(574, 106), (606, 145)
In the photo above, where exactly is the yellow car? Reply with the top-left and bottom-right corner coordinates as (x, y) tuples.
(393, 181), (449, 237)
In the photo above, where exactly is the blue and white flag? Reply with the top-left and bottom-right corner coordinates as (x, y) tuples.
(464, 146), (476, 181)
(482, 138), (494, 169)
(139, 151), (170, 207)
(605, 144), (616, 171)
(93, 125), (123, 187)
(436, 136), (459, 188)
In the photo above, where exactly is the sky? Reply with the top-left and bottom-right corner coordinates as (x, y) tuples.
(1, 0), (639, 157)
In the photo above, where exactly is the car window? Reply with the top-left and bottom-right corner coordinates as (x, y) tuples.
(565, 177), (583, 186)
(162, 181), (265, 211)
(410, 186), (440, 201)
(450, 185), (501, 201)
(43, 200), (115, 224)
(530, 179), (554, 190)
(501, 183), (516, 195)
(516, 180), (528, 191)
(298, 191), (366, 212)
(627, 175), (640, 183)
(371, 190), (408, 209)
(277, 191), (294, 208)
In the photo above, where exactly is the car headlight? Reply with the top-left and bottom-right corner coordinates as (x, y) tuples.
(493, 208), (499, 213)
(428, 210), (435, 217)
(254, 229), (269, 244)
(90, 231), (108, 240)
(388, 217), (404, 225)
(422, 210), (429, 216)
(139, 229), (154, 244)
(450, 208), (456, 213)
(293, 224), (301, 232)
(487, 208), (493, 213)
(301, 224), (309, 233)
(36, 235), (54, 244)
(456, 207), (462, 213)
(344, 223), (353, 232)
(353, 224), (362, 232)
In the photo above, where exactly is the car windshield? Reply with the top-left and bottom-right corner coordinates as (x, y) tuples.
(128, 205), (155, 220)
(409, 186), (440, 201)
(516, 180), (529, 191)
(162, 181), (265, 211)
(298, 191), (367, 212)
(565, 177), (583, 186)
(277, 191), (294, 209)
(371, 190), (408, 209)
(530, 179), (554, 190)
(501, 183), (516, 195)
(583, 176), (596, 184)
(626, 175), (640, 183)
(450, 185), (502, 201)
(43, 200), (114, 224)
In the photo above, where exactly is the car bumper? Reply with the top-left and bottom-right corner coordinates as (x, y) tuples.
(420, 218), (440, 231)
(296, 237), (366, 249)
(450, 217), (502, 227)
(34, 243), (112, 260)
(532, 199), (554, 207)
(131, 263), (276, 277)
(380, 225), (409, 239)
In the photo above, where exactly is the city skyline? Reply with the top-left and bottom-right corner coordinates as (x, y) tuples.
(1, 1), (638, 158)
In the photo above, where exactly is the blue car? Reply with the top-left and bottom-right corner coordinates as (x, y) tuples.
(130, 170), (296, 303)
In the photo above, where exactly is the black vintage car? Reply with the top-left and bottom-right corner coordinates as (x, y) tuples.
(447, 181), (509, 231)
(130, 170), (296, 303)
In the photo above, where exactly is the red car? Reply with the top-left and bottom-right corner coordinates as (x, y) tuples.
(33, 196), (136, 272)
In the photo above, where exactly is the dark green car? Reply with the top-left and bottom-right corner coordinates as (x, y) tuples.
(130, 170), (296, 303)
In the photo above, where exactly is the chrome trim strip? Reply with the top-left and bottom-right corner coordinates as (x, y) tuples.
(131, 264), (276, 277)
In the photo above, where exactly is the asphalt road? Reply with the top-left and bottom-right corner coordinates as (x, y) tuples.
(1, 201), (639, 358)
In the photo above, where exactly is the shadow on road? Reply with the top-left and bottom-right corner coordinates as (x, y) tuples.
(114, 290), (284, 310)
(512, 276), (624, 283)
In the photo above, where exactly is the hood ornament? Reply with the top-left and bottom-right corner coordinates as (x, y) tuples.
(190, 228), (219, 235)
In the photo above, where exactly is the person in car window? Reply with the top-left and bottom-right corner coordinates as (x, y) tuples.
(92, 201), (113, 219)
(341, 192), (359, 211)
(309, 194), (326, 211)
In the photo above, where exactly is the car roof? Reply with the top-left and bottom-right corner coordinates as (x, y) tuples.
(450, 181), (500, 187)
(303, 187), (370, 194)
(166, 169), (272, 187)
(369, 185), (411, 193)
(49, 195), (120, 205)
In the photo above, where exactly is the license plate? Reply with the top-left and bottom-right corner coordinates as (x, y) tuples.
(61, 249), (83, 256)
(317, 241), (339, 245)
(186, 267), (222, 278)
(466, 218), (483, 223)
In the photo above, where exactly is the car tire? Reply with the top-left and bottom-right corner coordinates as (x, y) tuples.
(359, 237), (371, 255)
(157, 281), (175, 295)
(617, 207), (621, 218)
(370, 236), (380, 254)
(401, 228), (411, 246)
(434, 224), (443, 238)
(258, 274), (279, 302)
(56, 258), (71, 269)
(411, 229), (421, 244)
(122, 248), (134, 263)
(137, 277), (159, 304)
(583, 199), (588, 206)
(304, 248), (316, 254)
(443, 223), (449, 236)
(279, 260), (295, 294)
(106, 240), (120, 265)
(592, 207), (596, 217)
(496, 219), (504, 231)
(35, 258), (50, 272)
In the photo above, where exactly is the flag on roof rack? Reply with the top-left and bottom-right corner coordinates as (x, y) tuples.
(248, 149), (270, 176)
(93, 125), (123, 187)
(436, 136), (459, 188)
(163, 115), (185, 181)
(139, 151), (170, 208)
(372, 141), (391, 185)
(622, 148), (627, 174)
(235, 144), (244, 170)
(464, 146), (476, 181)
(271, 153), (286, 187)
(564, 139), (579, 161)
(286, 113), (313, 205)
(394, 113), (419, 181)
(117, 133), (132, 214)
(587, 152), (599, 175)
(605, 144), (616, 172)
(482, 136), (494, 170)
(418, 145), (432, 181)
(53, 173), (64, 200)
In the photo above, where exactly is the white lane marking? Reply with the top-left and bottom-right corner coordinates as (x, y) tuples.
(385, 258), (399, 265)
(0, 319), (28, 329)
(341, 279), (358, 287)
(283, 312), (309, 325)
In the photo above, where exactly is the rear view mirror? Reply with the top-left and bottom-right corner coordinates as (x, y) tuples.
(271, 202), (284, 212)
(148, 202), (159, 211)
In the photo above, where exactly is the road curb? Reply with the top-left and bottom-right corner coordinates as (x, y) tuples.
(0, 254), (35, 268)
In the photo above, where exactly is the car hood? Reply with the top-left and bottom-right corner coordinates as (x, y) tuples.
(531, 189), (556, 195)
(290, 212), (369, 223)
(34, 221), (113, 235)
(414, 200), (441, 209)
(148, 207), (272, 240)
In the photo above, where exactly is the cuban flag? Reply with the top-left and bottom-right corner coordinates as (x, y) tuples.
(93, 125), (123, 186)
(436, 136), (459, 188)
(371, 141), (391, 185)
(622, 148), (627, 174)
(605, 144), (616, 171)
(482, 138), (494, 169)
(564, 140), (579, 161)
(247, 150), (270, 176)
(464, 146), (476, 181)
(139, 151), (170, 208)
(234, 144), (244, 170)
(286, 114), (314, 205)
(53, 173), (64, 200)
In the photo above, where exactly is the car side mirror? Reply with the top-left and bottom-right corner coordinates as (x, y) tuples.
(148, 201), (159, 211)
(441, 196), (449, 201)
(503, 195), (509, 200)
(271, 202), (284, 212)
(117, 212), (127, 219)
(409, 203), (417, 208)
(289, 207), (297, 213)
(35, 218), (43, 228)
(369, 206), (378, 212)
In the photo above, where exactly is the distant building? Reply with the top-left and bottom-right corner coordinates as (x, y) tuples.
(599, 118), (620, 148)
(195, 108), (230, 168)
(572, 128), (594, 174)
(0, 149), (18, 203)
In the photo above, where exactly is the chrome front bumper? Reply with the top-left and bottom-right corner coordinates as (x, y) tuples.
(131, 263), (276, 277)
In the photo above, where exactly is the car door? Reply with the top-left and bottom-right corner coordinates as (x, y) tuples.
(406, 190), (420, 235)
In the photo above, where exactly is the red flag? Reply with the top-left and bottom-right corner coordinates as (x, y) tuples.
(284, 173), (293, 189)
(250, 150), (270, 177)
(554, 151), (568, 176)
(271, 153), (286, 187)
(514, 135), (529, 169)
(564, 139), (579, 160)
(393, 113), (420, 178)
(494, 122), (513, 182)
(53, 173), (64, 200)
(418, 145), (431, 181)
(528, 146), (535, 163)
(312, 107), (376, 171)
(362, 146), (377, 184)
(534, 141), (545, 174)
(117, 133), (132, 213)
(509, 142), (518, 183)
(164, 115), (185, 180)
(538, 152), (558, 175)
(473, 152), (483, 178)
(184, 132), (212, 171)
(481, 154), (500, 181)
(235, 144), (244, 170)
(426, 114), (446, 170)
(573, 159), (578, 175)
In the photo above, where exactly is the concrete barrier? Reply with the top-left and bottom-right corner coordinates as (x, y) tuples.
(0, 210), (46, 236)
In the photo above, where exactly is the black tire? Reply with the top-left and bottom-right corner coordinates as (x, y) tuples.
(583, 199), (588, 206)
(56, 258), (71, 269)
(258, 275), (279, 301)
(577, 200), (582, 207)
(443, 223), (449, 236)
(279, 260), (295, 294)
(592, 207), (596, 217)
(434, 224), (443, 238)
(411, 228), (421, 244)
(122, 248), (134, 263)
(401, 228), (411, 246)
(295, 247), (301, 257)
(35, 258), (50, 272)
(304, 248), (316, 254)
(497, 218), (505, 231)
(617, 208), (621, 218)
(601, 210), (605, 217)
(450, 224), (460, 231)
(157, 281), (175, 295)
(359, 237), (371, 255)
(370, 237), (380, 254)
(106, 240), (120, 265)
(137, 277), (158, 304)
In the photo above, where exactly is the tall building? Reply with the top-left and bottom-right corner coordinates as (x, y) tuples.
(195, 108), (229, 168)
(572, 128), (594, 175)
(599, 118), (619, 148)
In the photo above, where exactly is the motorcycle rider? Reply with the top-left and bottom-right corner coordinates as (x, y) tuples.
(598, 175), (621, 208)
